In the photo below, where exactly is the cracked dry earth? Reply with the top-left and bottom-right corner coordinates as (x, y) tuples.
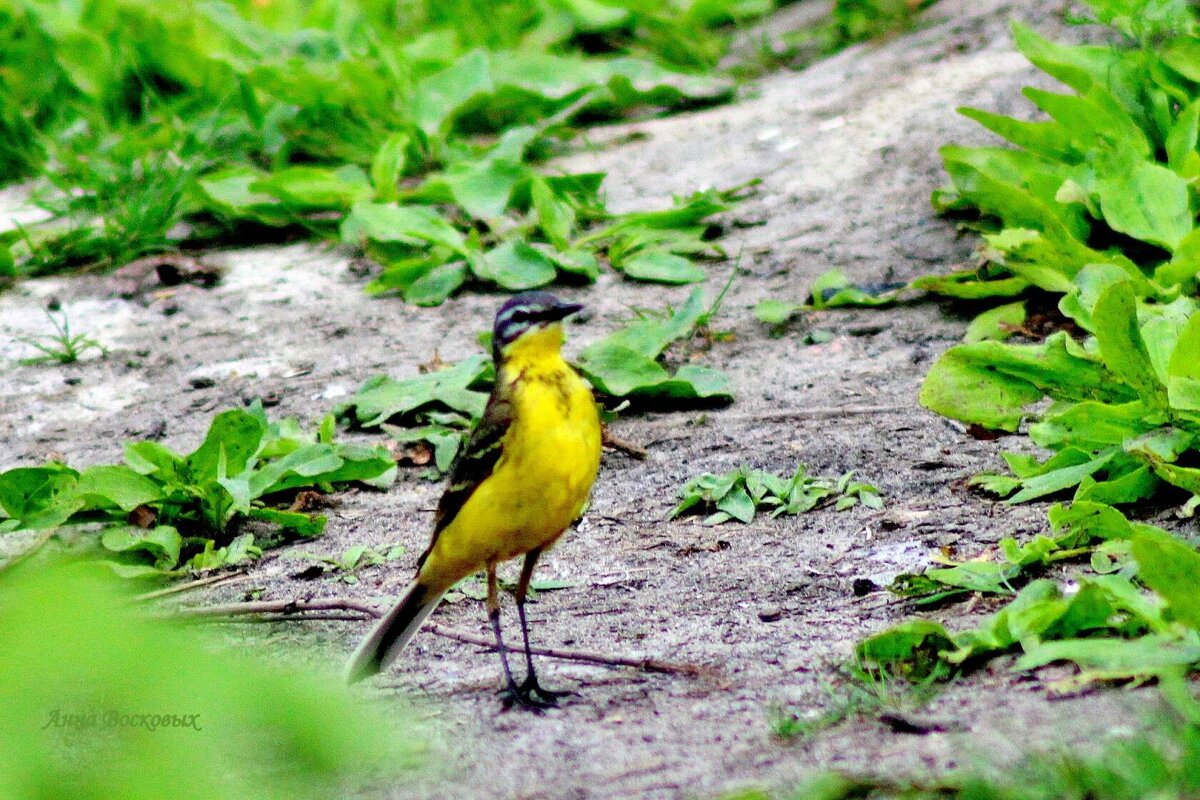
(0, 1), (1166, 798)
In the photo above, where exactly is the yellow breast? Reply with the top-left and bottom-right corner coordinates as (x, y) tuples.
(421, 326), (602, 587)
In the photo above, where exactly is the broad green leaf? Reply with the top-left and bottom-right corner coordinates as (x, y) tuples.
(1166, 99), (1200, 174)
(75, 466), (163, 512)
(341, 202), (468, 255)
(1029, 400), (1156, 450)
(405, 260), (469, 306)
(100, 525), (182, 570)
(247, 507), (326, 537)
(337, 356), (490, 428)
(440, 157), (526, 220)
(1157, 227), (1200, 288)
(1016, 635), (1200, 678)
(855, 620), (955, 681)
(531, 177), (574, 251)
(1091, 281), (1167, 407)
(1007, 450), (1115, 504)
(370, 132), (410, 203)
(544, 247), (600, 280)
(186, 410), (267, 483)
(715, 485), (755, 524)
(1161, 37), (1200, 82)
(251, 165), (372, 210)
(957, 106), (1075, 162)
(1123, 524), (1200, 628)
(0, 465), (78, 520)
(754, 299), (804, 326)
(576, 343), (671, 397)
(620, 250), (705, 284)
(920, 333), (1130, 432)
(1011, 22), (1122, 95)
(964, 301), (1026, 343)
(1168, 314), (1200, 411)
(413, 49), (493, 134)
(1095, 160), (1193, 251)
(472, 240), (556, 290)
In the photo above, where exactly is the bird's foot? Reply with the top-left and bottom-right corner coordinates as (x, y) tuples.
(519, 674), (575, 704)
(498, 676), (574, 712)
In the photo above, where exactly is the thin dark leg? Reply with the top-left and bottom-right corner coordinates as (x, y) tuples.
(489, 564), (550, 712)
(514, 549), (573, 706)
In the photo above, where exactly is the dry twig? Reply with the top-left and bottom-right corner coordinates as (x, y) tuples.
(601, 426), (650, 459)
(172, 597), (708, 676)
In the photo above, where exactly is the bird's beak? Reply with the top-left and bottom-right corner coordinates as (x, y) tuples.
(549, 302), (584, 321)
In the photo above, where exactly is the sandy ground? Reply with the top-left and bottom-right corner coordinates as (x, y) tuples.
(0, 1), (1167, 798)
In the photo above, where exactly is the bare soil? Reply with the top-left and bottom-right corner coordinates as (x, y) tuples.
(0, 1), (1164, 798)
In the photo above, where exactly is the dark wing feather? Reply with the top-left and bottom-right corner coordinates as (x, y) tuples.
(416, 381), (515, 569)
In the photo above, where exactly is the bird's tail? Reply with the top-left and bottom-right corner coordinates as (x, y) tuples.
(345, 580), (444, 684)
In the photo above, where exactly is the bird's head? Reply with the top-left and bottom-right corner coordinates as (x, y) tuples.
(492, 292), (584, 360)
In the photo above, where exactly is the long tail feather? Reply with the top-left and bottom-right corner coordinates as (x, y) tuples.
(345, 581), (444, 684)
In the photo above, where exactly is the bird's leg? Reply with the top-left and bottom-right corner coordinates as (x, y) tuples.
(514, 549), (573, 706)
(488, 564), (548, 712)
(487, 564), (520, 695)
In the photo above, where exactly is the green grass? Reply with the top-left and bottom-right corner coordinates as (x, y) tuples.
(0, 0), (775, 299)
(16, 310), (107, 365)
(745, 693), (1200, 800)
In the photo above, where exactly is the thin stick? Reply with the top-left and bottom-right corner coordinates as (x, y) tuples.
(423, 622), (706, 676)
(175, 599), (380, 618)
(716, 404), (907, 422)
(601, 427), (649, 459)
(172, 598), (708, 676)
(133, 571), (248, 601)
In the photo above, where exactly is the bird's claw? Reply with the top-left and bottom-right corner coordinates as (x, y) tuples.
(498, 676), (574, 712)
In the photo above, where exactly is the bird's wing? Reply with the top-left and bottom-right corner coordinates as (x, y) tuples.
(416, 381), (515, 568)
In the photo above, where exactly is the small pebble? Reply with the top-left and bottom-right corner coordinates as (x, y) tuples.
(757, 605), (783, 622)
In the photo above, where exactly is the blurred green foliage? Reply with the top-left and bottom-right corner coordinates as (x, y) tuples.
(0, 0), (769, 295)
(0, 558), (419, 798)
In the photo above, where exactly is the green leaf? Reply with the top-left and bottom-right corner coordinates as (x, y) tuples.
(531, 177), (574, 251)
(251, 165), (372, 210)
(413, 49), (493, 134)
(855, 620), (956, 682)
(248, 507), (326, 537)
(1132, 527), (1200, 631)
(440, 157), (526, 220)
(620, 250), (706, 284)
(1091, 281), (1167, 408)
(0, 465), (79, 521)
(753, 299), (804, 326)
(472, 240), (557, 290)
(341, 202), (468, 255)
(920, 332), (1136, 432)
(100, 525), (182, 570)
(1095, 160), (1193, 252)
(1168, 314), (1200, 411)
(1166, 99), (1200, 174)
(186, 410), (267, 483)
(964, 301), (1026, 343)
(715, 485), (756, 524)
(337, 356), (490, 429)
(405, 260), (469, 306)
(370, 132), (410, 203)
(1016, 635), (1200, 679)
(75, 466), (163, 512)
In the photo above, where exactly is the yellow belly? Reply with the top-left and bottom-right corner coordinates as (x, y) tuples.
(419, 364), (601, 589)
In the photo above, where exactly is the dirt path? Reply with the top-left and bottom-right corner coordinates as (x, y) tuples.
(0, 1), (1158, 798)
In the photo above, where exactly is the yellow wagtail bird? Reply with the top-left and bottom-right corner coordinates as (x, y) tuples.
(346, 291), (602, 709)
